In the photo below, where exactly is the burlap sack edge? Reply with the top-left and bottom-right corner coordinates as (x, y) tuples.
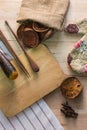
(17, 0), (70, 30)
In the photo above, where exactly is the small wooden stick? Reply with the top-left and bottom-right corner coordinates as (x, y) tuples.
(0, 30), (30, 78)
(5, 21), (39, 72)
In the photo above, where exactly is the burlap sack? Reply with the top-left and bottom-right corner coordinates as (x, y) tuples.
(17, 0), (70, 30)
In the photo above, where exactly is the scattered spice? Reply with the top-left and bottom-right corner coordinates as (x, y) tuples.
(60, 101), (78, 118)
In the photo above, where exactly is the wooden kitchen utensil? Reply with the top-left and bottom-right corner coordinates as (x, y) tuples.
(5, 21), (39, 72)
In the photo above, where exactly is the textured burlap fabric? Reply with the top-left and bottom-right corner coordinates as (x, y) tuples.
(17, 0), (70, 30)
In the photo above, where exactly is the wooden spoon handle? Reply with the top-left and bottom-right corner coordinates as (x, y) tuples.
(20, 42), (39, 72)
(5, 21), (39, 72)
(24, 51), (39, 72)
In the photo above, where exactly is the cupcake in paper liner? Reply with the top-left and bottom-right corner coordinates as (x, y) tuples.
(65, 18), (87, 34)
(67, 33), (87, 76)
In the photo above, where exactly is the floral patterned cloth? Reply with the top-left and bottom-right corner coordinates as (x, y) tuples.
(67, 33), (87, 75)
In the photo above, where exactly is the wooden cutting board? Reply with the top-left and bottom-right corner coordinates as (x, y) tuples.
(0, 44), (67, 117)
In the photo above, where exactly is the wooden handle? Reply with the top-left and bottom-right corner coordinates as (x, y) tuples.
(22, 48), (39, 72)
(0, 30), (30, 78)
(20, 43), (39, 72)
(5, 21), (39, 72)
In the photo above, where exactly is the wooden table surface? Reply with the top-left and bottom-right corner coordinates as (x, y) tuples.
(0, 0), (87, 130)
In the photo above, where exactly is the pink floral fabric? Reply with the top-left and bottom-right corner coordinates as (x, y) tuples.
(67, 33), (87, 76)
